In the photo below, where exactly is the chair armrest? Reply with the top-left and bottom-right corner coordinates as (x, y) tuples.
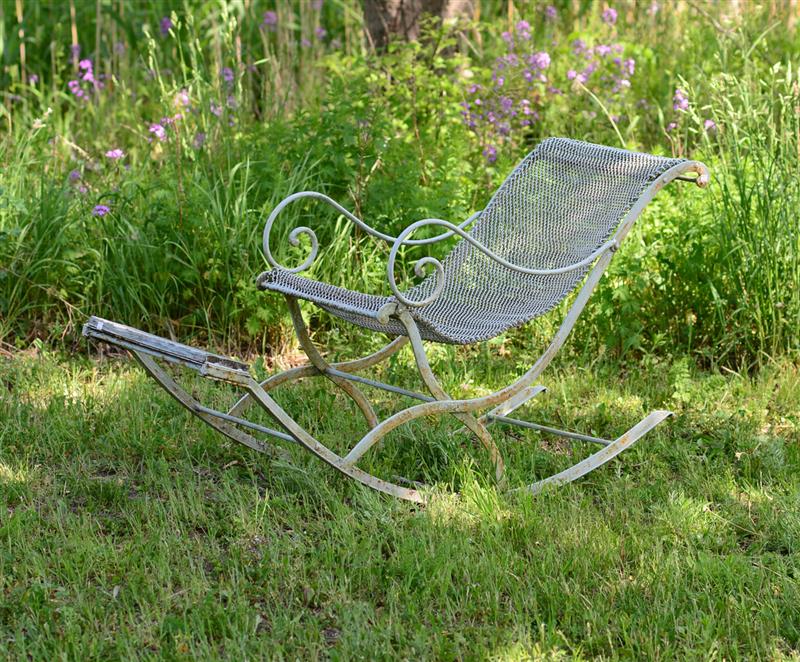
(386, 219), (619, 308)
(262, 190), (481, 273)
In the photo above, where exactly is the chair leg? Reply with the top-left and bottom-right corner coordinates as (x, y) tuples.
(282, 296), (382, 428)
(242, 378), (426, 503)
(227, 335), (407, 417)
(397, 310), (506, 483)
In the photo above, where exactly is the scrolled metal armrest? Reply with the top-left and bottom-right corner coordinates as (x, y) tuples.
(262, 191), (482, 274)
(387, 219), (619, 308)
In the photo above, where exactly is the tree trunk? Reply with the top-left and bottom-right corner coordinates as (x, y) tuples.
(361, 0), (474, 50)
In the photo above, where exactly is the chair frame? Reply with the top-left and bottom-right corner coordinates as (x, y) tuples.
(84, 158), (709, 504)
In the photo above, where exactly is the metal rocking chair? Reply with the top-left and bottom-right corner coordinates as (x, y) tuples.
(84, 138), (709, 503)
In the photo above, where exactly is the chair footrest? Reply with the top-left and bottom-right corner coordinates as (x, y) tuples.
(82, 317), (251, 383)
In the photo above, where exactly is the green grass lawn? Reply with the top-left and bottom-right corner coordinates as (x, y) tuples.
(1, 345), (798, 659)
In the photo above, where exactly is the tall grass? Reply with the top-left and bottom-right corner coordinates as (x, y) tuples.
(1, 1), (798, 367)
(704, 64), (800, 366)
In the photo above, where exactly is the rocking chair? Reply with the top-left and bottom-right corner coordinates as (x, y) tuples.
(84, 138), (709, 503)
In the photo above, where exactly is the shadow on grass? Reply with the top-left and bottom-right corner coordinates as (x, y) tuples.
(0, 350), (798, 658)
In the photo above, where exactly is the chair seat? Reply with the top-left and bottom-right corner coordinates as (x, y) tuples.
(258, 139), (690, 345)
(257, 268), (496, 344)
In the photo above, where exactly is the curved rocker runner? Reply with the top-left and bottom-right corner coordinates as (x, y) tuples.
(84, 138), (710, 503)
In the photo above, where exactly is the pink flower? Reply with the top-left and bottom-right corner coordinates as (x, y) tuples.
(704, 119), (717, 132)
(673, 88), (689, 112)
(105, 148), (125, 159)
(602, 7), (618, 25)
(149, 123), (166, 140)
(92, 204), (110, 217)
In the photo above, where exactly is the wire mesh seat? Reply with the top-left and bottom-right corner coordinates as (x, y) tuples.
(84, 138), (710, 503)
(257, 138), (686, 344)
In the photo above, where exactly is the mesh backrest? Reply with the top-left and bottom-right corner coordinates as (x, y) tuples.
(407, 138), (684, 342)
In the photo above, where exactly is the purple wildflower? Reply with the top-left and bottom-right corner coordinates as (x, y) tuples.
(595, 44), (612, 57)
(79, 59), (92, 71)
(545, 5), (557, 20)
(210, 101), (222, 117)
(105, 148), (125, 159)
(567, 69), (577, 80)
(673, 88), (689, 112)
(92, 204), (110, 217)
(261, 11), (277, 30)
(622, 57), (635, 76)
(149, 123), (166, 140)
(602, 7), (618, 25)
(483, 145), (498, 164)
(704, 119), (716, 131)
(666, 121), (677, 132)
(221, 67), (234, 84)
(515, 20), (531, 40)
(501, 31), (513, 46)
(301, 38), (312, 48)
(175, 89), (190, 107)
(68, 79), (85, 99)
(315, 26), (327, 39)
(193, 132), (206, 149)
(69, 169), (81, 182)
(529, 51), (551, 69)
(29, 74), (39, 85)
(160, 16), (173, 36)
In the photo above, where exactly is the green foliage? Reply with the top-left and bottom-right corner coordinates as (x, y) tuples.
(1, 1), (798, 367)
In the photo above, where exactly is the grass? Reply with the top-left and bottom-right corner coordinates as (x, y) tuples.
(1, 344), (798, 659)
(2, 2), (800, 658)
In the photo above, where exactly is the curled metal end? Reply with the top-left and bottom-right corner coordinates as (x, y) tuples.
(686, 162), (711, 188)
(388, 256), (445, 308)
(263, 224), (319, 274)
(376, 302), (398, 325)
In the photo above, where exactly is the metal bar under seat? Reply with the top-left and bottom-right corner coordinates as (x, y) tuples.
(485, 414), (612, 446)
(192, 404), (296, 443)
(324, 367), (436, 402)
(328, 366), (610, 446)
